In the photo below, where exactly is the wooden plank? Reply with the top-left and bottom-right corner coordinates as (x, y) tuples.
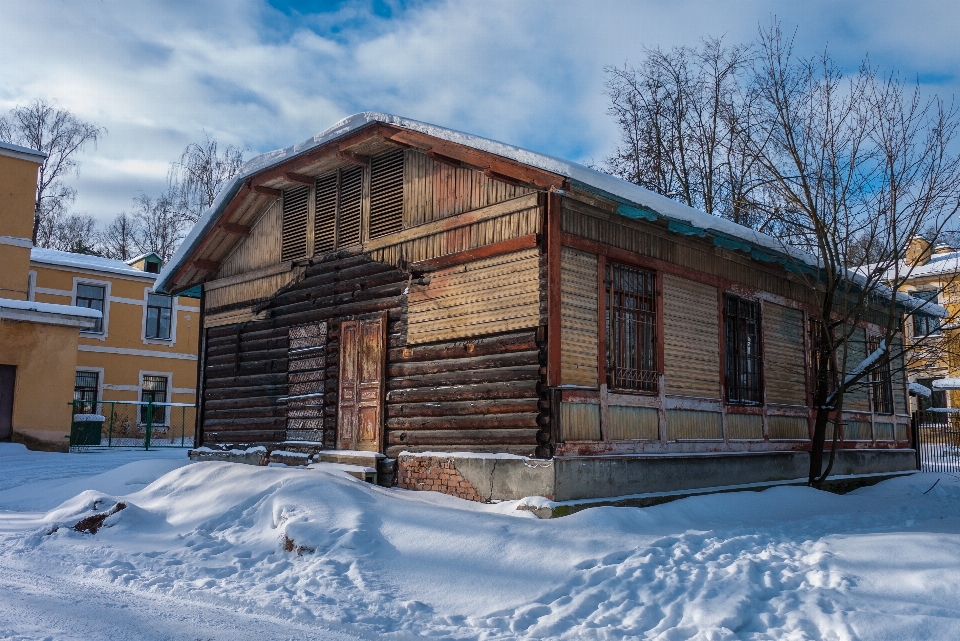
(662, 273), (720, 399)
(411, 234), (538, 271)
(763, 301), (807, 406)
(560, 247), (598, 387)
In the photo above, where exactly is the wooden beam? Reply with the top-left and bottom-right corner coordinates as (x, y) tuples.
(251, 184), (281, 198)
(546, 192), (562, 387)
(218, 223), (251, 237)
(337, 150), (370, 166)
(427, 151), (463, 168)
(484, 168), (523, 187)
(284, 171), (314, 186)
(412, 234), (539, 272)
(191, 259), (220, 272)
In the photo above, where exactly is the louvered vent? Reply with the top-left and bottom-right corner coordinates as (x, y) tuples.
(338, 165), (363, 247)
(369, 149), (404, 239)
(314, 172), (338, 254)
(281, 186), (310, 261)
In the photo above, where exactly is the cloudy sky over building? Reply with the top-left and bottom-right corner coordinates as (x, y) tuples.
(2, 0), (958, 222)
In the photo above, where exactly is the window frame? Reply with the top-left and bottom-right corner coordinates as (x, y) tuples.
(145, 292), (173, 341)
(723, 294), (764, 405)
(139, 372), (170, 426)
(604, 261), (659, 393)
(868, 336), (894, 415)
(73, 280), (109, 336)
(73, 369), (101, 415)
(911, 289), (941, 337)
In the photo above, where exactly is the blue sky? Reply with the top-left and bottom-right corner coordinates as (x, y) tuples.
(2, 0), (959, 222)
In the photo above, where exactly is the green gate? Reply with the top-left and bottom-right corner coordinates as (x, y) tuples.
(68, 400), (196, 450)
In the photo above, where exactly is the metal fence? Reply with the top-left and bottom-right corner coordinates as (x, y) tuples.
(913, 409), (960, 473)
(69, 400), (196, 449)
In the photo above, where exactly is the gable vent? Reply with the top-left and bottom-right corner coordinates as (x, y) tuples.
(281, 185), (310, 262)
(314, 172), (338, 254)
(338, 165), (363, 247)
(369, 149), (404, 239)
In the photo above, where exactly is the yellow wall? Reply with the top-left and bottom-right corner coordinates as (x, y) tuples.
(0, 152), (41, 300)
(0, 320), (79, 449)
(30, 262), (200, 408)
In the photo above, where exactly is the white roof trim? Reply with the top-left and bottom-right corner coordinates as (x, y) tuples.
(0, 236), (33, 249)
(0, 141), (47, 163)
(0, 297), (100, 329)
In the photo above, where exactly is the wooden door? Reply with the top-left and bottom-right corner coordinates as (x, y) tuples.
(337, 314), (386, 452)
(0, 365), (15, 441)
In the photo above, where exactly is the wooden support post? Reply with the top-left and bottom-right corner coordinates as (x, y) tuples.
(546, 191), (562, 387)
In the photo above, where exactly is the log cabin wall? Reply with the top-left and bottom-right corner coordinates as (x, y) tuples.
(197, 146), (548, 456)
(554, 190), (913, 456)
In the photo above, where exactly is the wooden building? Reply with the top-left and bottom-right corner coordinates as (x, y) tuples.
(159, 113), (916, 501)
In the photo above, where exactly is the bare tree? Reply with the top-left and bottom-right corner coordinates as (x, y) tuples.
(604, 38), (774, 230)
(99, 212), (138, 261)
(129, 193), (189, 263)
(748, 24), (960, 486)
(0, 99), (104, 245)
(42, 212), (100, 254)
(168, 132), (245, 223)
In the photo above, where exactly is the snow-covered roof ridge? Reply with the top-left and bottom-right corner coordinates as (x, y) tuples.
(158, 112), (819, 293)
(31, 247), (155, 280)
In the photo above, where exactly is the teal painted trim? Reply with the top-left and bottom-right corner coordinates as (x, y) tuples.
(713, 236), (753, 253)
(616, 202), (658, 222)
(667, 220), (708, 238)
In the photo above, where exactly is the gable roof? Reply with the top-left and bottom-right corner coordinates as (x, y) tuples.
(157, 112), (818, 295)
(31, 247), (156, 280)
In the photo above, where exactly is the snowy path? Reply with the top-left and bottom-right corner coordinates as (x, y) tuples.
(0, 444), (959, 639)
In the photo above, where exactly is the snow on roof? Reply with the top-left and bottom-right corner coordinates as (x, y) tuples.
(0, 297), (101, 319)
(157, 112), (818, 293)
(31, 247), (155, 279)
(909, 381), (932, 397)
(932, 378), (960, 390)
(0, 140), (47, 163)
(125, 252), (161, 265)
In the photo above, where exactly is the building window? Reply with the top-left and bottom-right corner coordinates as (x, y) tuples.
(724, 295), (763, 404)
(605, 262), (658, 392)
(869, 337), (894, 414)
(912, 290), (940, 336)
(808, 317), (835, 400)
(74, 371), (99, 414)
(140, 375), (168, 425)
(917, 377), (947, 411)
(76, 283), (105, 333)
(145, 293), (173, 339)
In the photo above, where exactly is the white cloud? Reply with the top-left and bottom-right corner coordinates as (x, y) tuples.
(1, 0), (958, 224)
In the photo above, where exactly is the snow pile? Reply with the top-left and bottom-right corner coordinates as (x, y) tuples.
(0, 447), (958, 639)
(910, 381), (933, 397)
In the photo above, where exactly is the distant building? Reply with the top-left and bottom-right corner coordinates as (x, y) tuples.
(28, 248), (201, 435)
(0, 141), (100, 450)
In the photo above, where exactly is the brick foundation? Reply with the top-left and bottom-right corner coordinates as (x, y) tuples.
(396, 454), (484, 502)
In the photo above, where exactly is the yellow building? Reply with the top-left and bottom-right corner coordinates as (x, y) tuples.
(0, 141), (100, 449)
(28, 248), (200, 441)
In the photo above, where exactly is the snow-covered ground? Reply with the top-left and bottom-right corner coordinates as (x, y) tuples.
(0, 444), (958, 640)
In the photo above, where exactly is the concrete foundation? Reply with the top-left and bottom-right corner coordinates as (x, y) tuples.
(395, 448), (918, 502)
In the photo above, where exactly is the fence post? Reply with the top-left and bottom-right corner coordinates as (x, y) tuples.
(108, 402), (115, 447)
(911, 411), (920, 471)
(181, 405), (186, 447)
(67, 401), (74, 447)
(145, 400), (153, 451)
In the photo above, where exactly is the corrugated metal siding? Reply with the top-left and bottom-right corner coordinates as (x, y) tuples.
(403, 149), (534, 226)
(666, 410), (722, 440)
(560, 247), (599, 387)
(560, 402), (601, 441)
(607, 405), (658, 440)
(769, 415), (809, 440)
(662, 274), (720, 398)
(763, 302), (807, 405)
(727, 413), (763, 439)
(219, 199), (282, 278)
(407, 248), (541, 345)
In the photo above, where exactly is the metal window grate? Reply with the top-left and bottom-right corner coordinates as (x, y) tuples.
(869, 336), (894, 414)
(369, 149), (404, 239)
(337, 165), (363, 247)
(140, 375), (169, 425)
(281, 185), (310, 261)
(606, 262), (658, 392)
(74, 370), (99, 414)
(314, 172), (338, 253)
(724, 295), (763, 404)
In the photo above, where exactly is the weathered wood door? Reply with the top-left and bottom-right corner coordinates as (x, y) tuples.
(337, 314), (386, 452)
(0, 365), (15, 441)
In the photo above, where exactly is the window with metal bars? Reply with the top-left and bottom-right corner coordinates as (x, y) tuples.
(808, 317), (834, 402)
(74, 371), (99, 414)
(281, 185), (310, 261)
(605, 262), (658, 392)
(868, 336), (894, 414)
(724, 295), (763, 404)
(369, 149), (404, 239)
(140, 375), (168, 425)
(76, 283), (105, 333)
